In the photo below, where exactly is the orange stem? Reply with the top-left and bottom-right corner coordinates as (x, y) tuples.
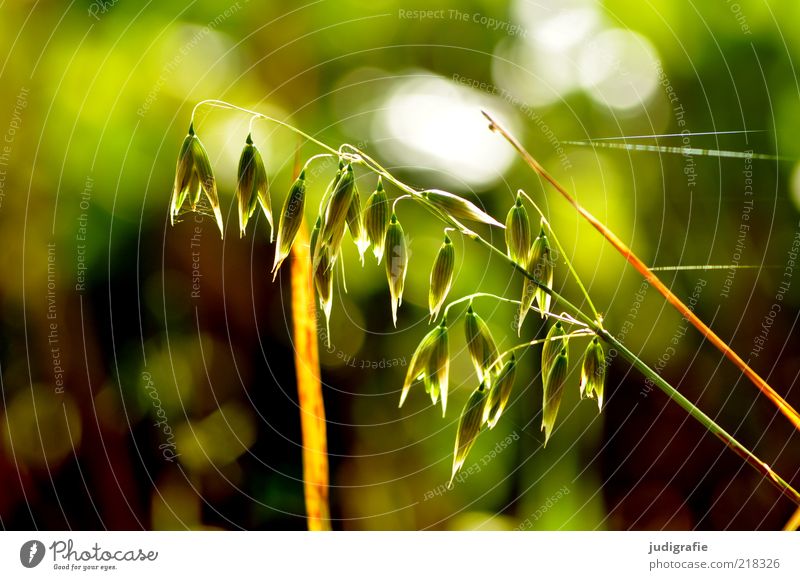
(784, 506), (800, 531)
(483, 111), (800, 433)
(290, 213), (331, 530)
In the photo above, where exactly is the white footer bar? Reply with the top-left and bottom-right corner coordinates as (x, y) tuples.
(1, 531), (797, 578)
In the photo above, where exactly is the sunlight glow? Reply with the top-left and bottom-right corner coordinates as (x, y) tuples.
(495, 0), (602, 106)
(373, 76), (517, 188)
(577, 29), (660, 110)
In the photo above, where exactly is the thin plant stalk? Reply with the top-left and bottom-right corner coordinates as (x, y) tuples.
(495, 330), (593, 365)
(442, 292), (586, 328)
(602, 328), (800, 505)
(288, 147), (331, 530)
(291, 218), (331, 530)
(482, 110), (800, 434)
(784, 506), (800, 531)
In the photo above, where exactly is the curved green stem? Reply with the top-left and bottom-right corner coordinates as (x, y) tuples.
(391, 194), (413, 214)
(192, 99), (359, 161)
(441, 292), (586, 328)
(310, 154), (344, 216)
(442, 292), (518, 320)
(340, 144), (407, 191)
(302, 153), (338, 173)
(493, 330), (594, 367)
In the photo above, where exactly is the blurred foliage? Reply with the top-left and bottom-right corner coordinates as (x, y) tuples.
(1, 0), (799, 530)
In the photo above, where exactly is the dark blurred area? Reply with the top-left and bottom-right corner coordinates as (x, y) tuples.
(1, 0), (799, 530)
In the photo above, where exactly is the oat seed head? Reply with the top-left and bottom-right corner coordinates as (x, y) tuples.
(465, 304), (500, 384)
(384, 213), (408, 327)
(580, 336), (606, 412)
(271, 170), (307, 279)
(364, 177), (390, 263)
(428, 234), (455, 323)
(427, 321), (450, 416)
(170, 124), (223, 237)
(529, 226), (554, 317)
(317, 164), (355, 269)
(314, 245), (334, 348)
(542, 348), (569, 446)
(400, 325), (439, 408)
(517, 274), (537, 336)
(236, 134), (266, 238)
(345, 182), (369, 264)
(421, 189), (504, 228)
(187, 171), (202, 209)
(541, 321), (568, 381)
(188, 131), (223, 238)
(505, 193), (531, 266)
(170, 130), (194, 222)
(250, 135), (274, 242)
(486, 354), (517, 429)
(450, 384), (488, 485)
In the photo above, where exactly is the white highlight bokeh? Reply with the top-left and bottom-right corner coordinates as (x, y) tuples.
(577, 29), (660, 110)
(372, 75), (517, 189)
(497, 0), (660, 112)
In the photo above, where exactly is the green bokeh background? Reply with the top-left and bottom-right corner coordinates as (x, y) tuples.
(1, 0), (799, 530)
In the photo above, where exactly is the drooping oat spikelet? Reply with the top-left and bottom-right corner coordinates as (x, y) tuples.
(170, 123), (223, 238)
(421, 189), (504, 228)
(236, 141), (256, 237)
(319, 164), (342, 216)
(345, 183), (369, 264)
(505, 194), (531, 265)
(450, 384), (488, 485)
(314, 246), (334, 348)
(188, 129), (223, 238)
(250, 135), (274, 241)
(170, 130), (194, 221)
(236, 134), (268, 238)
(542, 348), (568, 446)
(426, 321), (450, 416)
(541, 321), (568, 381)
(309, 215), (335, 347)
(400, 326), (439, 408)
(485, 354), (517, 429)
(465, 304), (500, 384)
(271, 170), (307, 279)
(580, 336), (606, 412)
(529, 225), (554, 317)
(384, 213), (408, 327)
(428, 234), (455, 322)
(364, 177), (389, 263)
(309, 216), (321, 258)
(517, 272), (536, 336)
(187, 171), (202, 209)
(317, 164), (355, 268)
(314, 164), (342, 263)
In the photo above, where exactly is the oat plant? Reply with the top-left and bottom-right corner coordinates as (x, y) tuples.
(168, 100), (800, 517)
